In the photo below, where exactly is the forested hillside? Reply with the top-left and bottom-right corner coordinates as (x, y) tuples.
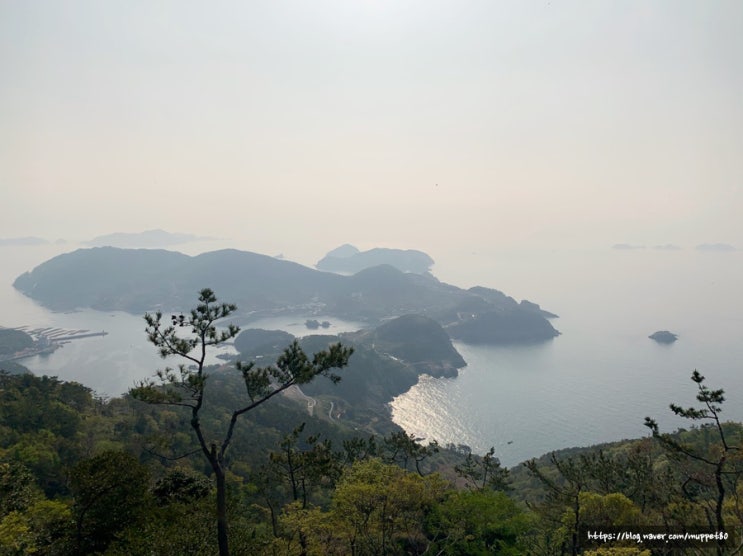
(2, 362), (742, 555)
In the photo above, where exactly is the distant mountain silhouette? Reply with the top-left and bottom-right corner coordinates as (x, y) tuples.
(323, 243), (359, 258)
(317, 245), (434, 274)
(696, 243), (736, 252)
(85, 229), (212, 248)
(14, 247), (559, 345)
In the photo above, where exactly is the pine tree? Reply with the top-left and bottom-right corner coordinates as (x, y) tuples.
(131, 288), (353, 556)
(645, 370), (742, 556)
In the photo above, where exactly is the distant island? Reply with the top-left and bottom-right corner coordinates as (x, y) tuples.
(696, 243), (737, 252)
(13, 247), (560, 345)
(85, 229), (213, 248)
(305, 319), (331, 330)
(316, 244), (434, 274)
(649, 330), (678, 344)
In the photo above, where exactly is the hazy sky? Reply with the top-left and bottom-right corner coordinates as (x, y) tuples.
(2, 1), (742, 263)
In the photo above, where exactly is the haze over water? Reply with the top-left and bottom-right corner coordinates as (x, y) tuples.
(2, 241), (742, 467)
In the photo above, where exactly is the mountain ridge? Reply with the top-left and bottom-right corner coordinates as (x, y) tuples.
(13, 247), (560, 345)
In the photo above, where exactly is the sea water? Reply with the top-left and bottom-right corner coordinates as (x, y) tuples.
(392, 246), (743, 466)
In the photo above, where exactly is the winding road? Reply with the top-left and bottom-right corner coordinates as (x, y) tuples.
(285, 385), (317, 416)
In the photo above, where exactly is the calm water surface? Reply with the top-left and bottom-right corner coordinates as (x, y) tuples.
(393, 247), (743, 466)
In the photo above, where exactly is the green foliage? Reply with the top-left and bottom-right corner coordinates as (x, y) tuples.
(552, 489), (645, 552)
(278, 459), (448, 555)
(69, 450), (151, 554)
(525, 452), (591, 555)
(379, 431), (440, 476)
(0, 373), (94, 496)
(342, 435), (380, 464)
(645, 370), (743, 544)
(105, 495), (220, 556)
(426, 489), (532, 555)
(332, 459), (446, 553)
(575, 492), (642, 528)
(0, 461), (38, 518)
(0, 373), (92, 437)
(455, 446), (510, 491)
(152, 467), (213, 505)
(0, 499), (71, 555)
(267, 423), (342, 508)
